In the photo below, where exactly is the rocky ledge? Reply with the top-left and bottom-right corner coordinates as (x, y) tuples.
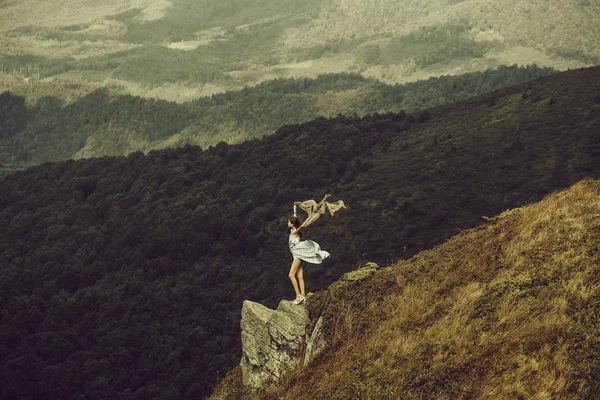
(239, 298), (325, 391)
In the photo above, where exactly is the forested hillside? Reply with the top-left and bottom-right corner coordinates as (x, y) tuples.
(0, 65), (553, 170)
(1, 66), (600, 399)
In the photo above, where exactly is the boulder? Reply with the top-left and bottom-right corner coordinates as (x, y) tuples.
(240, 300), (310, 390)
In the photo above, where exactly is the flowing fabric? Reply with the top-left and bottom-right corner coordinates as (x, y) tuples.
(295, 194), (346, 228)
(288, 229), (330, 264)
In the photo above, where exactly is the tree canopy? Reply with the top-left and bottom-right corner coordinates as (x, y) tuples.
(1, 66), (600, 399)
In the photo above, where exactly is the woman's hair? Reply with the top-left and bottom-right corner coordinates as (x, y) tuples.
(289, 216), (303, 236)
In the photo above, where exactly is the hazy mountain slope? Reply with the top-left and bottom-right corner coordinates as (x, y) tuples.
(213, 178), (600, 399)
(1, 66), (599, 399)
(0, 0), (322, 99)
(0, 0), (597, 101)
(286, 0), (600, 55)
(0, 0), (171, 30)
(283, 0), (600, 81)
(0, 65), (554, 169)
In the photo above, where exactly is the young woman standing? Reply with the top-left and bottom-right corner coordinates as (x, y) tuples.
(287, 203), (330, 304)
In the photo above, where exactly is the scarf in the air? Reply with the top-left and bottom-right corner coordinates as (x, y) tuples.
(295, 194), (346, 228)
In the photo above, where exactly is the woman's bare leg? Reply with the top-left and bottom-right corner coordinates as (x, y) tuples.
(297, 263), (305, 297)
(288, 258), (302, 297)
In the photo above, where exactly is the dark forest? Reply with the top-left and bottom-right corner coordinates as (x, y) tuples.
(1, 66), (600, 399)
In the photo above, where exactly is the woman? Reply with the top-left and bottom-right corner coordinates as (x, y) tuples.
(287, 204), (330, 305)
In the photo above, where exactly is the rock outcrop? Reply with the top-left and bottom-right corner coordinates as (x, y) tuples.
(304, 316), (326, 366)
(343, 261), (380, 281)
(240, 299), (324, 390)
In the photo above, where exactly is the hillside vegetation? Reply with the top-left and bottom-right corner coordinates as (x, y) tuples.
(0, 65), (554, 170)
(287, 0), (600, 56)
(0, 0), (322, 98)
(214, 178), (600, 399)
(1, 66), (600, 399)
(1, 0), (597, 100)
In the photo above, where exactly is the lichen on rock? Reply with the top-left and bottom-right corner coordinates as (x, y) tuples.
(343, 261), (380, 281)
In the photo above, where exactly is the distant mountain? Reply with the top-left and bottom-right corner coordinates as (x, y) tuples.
(0, 0), (597, 101)
(284, 0), (600, 72)
(213, 178), (600, 399)
(1, 66), (600, 399)
(0, 65), (554, 170)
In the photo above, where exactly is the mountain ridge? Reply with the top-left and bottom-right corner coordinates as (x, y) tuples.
(0, 65), (554, 170)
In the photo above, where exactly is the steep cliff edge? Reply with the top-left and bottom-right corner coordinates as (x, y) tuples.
(238, 263), (383, 392)
(212, 179), (600, 399)
(239, 299), (325, 390)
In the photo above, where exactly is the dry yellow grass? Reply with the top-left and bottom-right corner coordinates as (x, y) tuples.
(212, 179), (600, 399)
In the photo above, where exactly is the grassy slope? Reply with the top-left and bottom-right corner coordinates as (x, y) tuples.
(213, 179), (600, 400)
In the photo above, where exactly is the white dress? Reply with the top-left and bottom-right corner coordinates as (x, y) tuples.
(288, 229), (330, 264)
